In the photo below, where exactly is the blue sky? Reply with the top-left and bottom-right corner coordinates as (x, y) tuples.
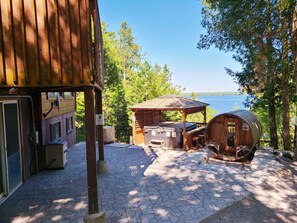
(99, 0), (242, 93)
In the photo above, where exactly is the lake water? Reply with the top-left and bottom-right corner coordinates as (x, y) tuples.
(197, 95), (247, 114)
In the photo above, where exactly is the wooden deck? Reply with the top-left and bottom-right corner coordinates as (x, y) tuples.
(0, 0), (103, 90)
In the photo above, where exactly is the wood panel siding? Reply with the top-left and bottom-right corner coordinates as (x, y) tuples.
(41, 92), (75, 119)
(132, 110), (161, 145)
(58, 0), (70, 84)
(24, 0), (38, 85)
(205, 111), (262, 147)
(0, 0), (103, 89)
(41, 111), (76, 148)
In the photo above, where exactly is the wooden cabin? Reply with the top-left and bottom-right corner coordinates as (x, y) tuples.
(0, 0), (104, 217)
(41, 92), (76, 146)
(131, 95), (208, 149)
(205, 110), (262, 162)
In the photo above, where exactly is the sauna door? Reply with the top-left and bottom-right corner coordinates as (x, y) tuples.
(227, 122), (236, 147)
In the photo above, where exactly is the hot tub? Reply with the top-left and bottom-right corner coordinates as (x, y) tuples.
(144, 122), (197, 148)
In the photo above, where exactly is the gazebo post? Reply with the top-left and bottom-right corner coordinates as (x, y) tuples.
(182, 111), (187, 149)
(204, 110), (207, 125)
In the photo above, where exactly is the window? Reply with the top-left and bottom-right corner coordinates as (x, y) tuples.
(47, 92), (61, 100)
(66, 116), (74, 133)
(227, 122), (235, 134)
(50, 122), (61, 141)
(227, 122), (235, 147)
(64, 92), (74, 99)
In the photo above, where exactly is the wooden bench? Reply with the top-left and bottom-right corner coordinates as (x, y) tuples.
(207, 143), (221, 155)
(186, 126), (206, 149)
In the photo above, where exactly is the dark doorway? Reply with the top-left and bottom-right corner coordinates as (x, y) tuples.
(227, 122), (235, 147)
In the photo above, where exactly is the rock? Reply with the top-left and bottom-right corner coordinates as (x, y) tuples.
(273, 150), (294, 162)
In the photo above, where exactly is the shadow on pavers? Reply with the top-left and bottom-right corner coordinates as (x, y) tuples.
(201, 194), (287, 223)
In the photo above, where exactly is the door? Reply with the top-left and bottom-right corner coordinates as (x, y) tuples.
(227, 122), (236, 147)
(0, 101), (22, 200)
(0, 102), (6, 198)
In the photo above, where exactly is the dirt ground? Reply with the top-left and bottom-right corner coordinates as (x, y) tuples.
(203, 161), (297, 223)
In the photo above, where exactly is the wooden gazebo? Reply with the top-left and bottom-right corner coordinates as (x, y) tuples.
(130, 95), (208, 149)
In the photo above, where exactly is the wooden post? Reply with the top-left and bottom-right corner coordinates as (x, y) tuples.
(182, 111), (187, 149)
(95, 89), (104, 161)
(204, 109), (207, 125)
(84, 87), (99, 214)
(132, 111), (136, 145)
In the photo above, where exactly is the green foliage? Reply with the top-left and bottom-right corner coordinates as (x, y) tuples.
(102, 21), (183, 142)
(189, 92), (197, 100)
(75, 92), (86, 142)
(162, 111), (182, 122)
(187, 106), (218, 123)
(199, 0), (297, 150)
(76, 128), (85, 143)
(75, 92), (85, 128)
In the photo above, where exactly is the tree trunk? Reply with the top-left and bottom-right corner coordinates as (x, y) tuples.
(280, 10), (291, 151)
(266, 0), (278, 150)
(292, 7), (297, 160)
(281, 71), (291, 151)
(268, 95), (279, 150)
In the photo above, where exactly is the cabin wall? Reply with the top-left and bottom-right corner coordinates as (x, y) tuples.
(41, 92), (76, 146)
(41, 112), (76, 146)
(205, 116), (226, 147)
(39, 111), (75, 170)
(0, 0), (103, 89)
(25, 92), (76, 170)
(0, 93), (77, 172)
(19, 98), (35, 181)
(41, 92), (76, 119)
(238, 121), (253, 147)
(132, 110), (161, 145)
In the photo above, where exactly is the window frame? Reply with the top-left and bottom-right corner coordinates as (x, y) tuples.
(66, 116), (74, 134)
(47, 92), (61, 100)
(50, 121), (61, 141)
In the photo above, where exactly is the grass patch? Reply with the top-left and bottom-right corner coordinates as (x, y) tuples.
(76, 128), (85, 142)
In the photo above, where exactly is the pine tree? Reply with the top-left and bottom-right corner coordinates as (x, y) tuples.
(199, 0), (297, 150)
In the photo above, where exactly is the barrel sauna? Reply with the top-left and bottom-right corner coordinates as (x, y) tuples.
(205, 110), (262, 162)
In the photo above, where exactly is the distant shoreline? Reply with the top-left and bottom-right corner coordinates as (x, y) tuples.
(183, 92), (246, 96)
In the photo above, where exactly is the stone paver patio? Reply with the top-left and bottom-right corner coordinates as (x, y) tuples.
(0, 142), (296, 223)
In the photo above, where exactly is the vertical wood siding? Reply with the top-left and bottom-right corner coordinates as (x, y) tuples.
(205, 110), (263, 149)
(0, 0), (103, 89)
(41, 92), (76, 119)
(0, 1), (5, 84)
(132, 110), (161, 145)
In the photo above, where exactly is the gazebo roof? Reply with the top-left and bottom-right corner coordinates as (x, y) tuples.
(130, 95), (208, 112)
